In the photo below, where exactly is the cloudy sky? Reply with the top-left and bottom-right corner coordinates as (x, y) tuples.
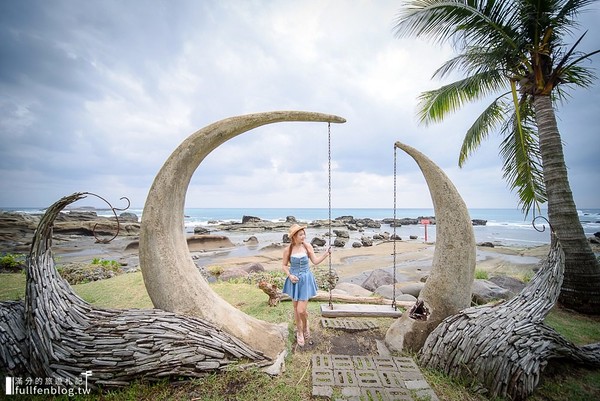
(1, 0), (599, 211)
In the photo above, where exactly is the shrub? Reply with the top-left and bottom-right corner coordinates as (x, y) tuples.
(0, 253), (25, 272)
(474, 269), (489, 280)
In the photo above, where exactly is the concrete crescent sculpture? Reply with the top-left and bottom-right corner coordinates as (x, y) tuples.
(140, 111), (346, 360)
(385, 141), (476, 353)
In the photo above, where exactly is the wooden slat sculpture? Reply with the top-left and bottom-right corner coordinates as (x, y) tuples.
(419, 233), (600, 400)
(0, 111), (347, 387)
(1, 193), (267, 388)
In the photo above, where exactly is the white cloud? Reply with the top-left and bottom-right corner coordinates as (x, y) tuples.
(0, 0), (598, 210)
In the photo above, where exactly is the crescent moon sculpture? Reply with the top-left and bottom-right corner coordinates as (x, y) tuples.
(385, 141), (476, 353)
(140, 111), (346, 360)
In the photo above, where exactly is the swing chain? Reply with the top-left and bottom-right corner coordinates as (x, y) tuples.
(392, 145), (397, 311)
(327, 122), (334, 310)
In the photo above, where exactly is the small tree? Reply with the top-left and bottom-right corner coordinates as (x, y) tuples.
(393, 0), (600, 313)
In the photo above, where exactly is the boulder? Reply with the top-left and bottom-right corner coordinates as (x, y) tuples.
(244, 236), (259, 245)
(361, 236), (373, 247)
(311, 237), (326, 247)
(242, 262), (265, 274)
(374, 284), (404, 300)
(242, 215), (262, 223)
(333, 238), (346, 247)
(119, 212), (139, 222)
(219, 268), (250, 282)
(186, 235), (234, 252)
(488, 275), (526, 296)
(471, 279), (512, 304)
(396, 294), (418, 303)
(194, 226), (210, 235)
(362, 269), (395, 292)
(333, 230), (350, 238)
(352, 242), (362, 248)
(397, 282), (425, 298)
(335, 282), (374, 297)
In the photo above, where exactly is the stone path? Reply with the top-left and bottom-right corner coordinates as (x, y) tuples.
(312, 319), (439, 401)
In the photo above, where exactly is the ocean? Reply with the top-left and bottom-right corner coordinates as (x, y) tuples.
(4, 206), (599, 249)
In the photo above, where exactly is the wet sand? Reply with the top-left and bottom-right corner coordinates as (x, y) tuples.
(51, 233), (548, 284)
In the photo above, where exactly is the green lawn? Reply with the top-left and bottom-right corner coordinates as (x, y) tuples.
(1, 272), (599, 401)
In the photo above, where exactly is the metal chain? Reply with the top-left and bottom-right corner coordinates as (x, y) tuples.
(392, 145), (397, 310)
(328, 122), (333, 310)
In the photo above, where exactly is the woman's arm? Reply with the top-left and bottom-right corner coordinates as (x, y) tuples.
(306, 242), (331, 265)
(282, 247), (299, 283)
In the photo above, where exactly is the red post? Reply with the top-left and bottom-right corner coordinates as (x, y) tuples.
(420, 219), (430, 242)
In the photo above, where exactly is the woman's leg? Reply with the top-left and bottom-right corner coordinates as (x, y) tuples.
(292, 301), (304, 345)
(297, 300), (309, 339)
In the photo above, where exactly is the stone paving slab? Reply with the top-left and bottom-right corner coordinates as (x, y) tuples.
(312, 354), (439, 401)
(321, 318), (379, 331)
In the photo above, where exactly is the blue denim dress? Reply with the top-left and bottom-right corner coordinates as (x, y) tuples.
(282, 253), (318, 301)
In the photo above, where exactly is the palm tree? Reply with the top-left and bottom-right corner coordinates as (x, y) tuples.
(393, 0), (600, 314)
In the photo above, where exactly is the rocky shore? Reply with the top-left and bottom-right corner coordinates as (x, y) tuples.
(2, 210), (598, 305)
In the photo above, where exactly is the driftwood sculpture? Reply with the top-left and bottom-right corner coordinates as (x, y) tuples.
(139, 111), (346, 360)
(385, 141), (476, 353)
(0, 193), (268, 388)
(419, 234), (600, 400)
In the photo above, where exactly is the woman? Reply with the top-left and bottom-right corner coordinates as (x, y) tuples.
(282, 224), (331, 346)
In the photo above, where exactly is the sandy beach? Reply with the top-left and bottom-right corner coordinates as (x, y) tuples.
(50, 231), (551, 286)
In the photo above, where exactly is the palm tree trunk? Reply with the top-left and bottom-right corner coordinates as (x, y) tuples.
(533, 95), (600, 314)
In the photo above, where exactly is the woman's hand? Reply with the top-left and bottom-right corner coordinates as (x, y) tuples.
(289, 274), (299, 283)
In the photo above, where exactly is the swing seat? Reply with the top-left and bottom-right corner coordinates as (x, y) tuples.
(320, 303), (403, 318)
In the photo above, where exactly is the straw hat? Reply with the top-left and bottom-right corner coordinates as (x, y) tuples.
(288, 223), (306, 239)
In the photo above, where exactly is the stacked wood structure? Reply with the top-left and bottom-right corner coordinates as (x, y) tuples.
(0, 193), (267, 389)
(419, 235), (600, 400)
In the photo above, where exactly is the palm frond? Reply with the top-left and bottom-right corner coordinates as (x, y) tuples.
(393, 0), (520, 52)
(459, 95), (510, 167)
(498, 106), (547, 216)
(417, 70), (507, 124)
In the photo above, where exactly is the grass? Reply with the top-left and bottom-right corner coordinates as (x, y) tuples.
(1, 272), (599, 400)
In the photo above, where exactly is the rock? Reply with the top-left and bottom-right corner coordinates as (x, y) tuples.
(333, 238), (346, 248)
(219, 268), (249, 281)
(244, 236), (259, 245)
(119, 212), (139, 222)
(396, 294), (417, 303)
(194, 226), (210, 235)
(397, 282), (424, 298)
(471, 279), (512, 304)
(352, 242), (362, 248)
(391, 234), (402, 241)
(374, 284), (404, 300)
(361, 236), (373, 247)
(472, 219), (487, 226)
(589, 236), (600, 245)
(333, 230), (350, 238)
(286, 216), (297, 223)
(409, 235), (418, 240)
(335, 216), (354, 223)
(242, 215), (262, 224)
(362, 269), (395, 292)
(241, 262), (264, 274)
(311, 237), (326, 247)
(488, 275), (526, 296)
(478, 242), (495, 247)
(334, 282), (373, 297)
(186, 235), (234, 252)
